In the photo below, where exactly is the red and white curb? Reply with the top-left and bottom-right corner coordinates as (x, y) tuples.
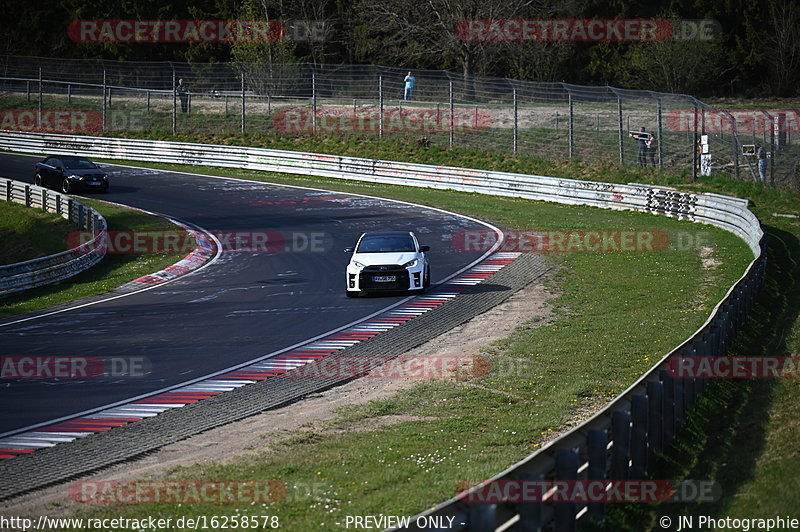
(0, 252), (520, 460)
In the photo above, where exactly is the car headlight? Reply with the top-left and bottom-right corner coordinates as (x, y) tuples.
(351, 260), (366, 269)
(403, 258), (419, 268)
(68, 174), (84, 180)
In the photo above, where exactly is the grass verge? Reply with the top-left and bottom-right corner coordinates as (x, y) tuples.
(0, 198), (194, 318)
(0, 201), (75, 264)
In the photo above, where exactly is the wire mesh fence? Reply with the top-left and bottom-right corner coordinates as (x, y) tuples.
(1, 55), (797, 187)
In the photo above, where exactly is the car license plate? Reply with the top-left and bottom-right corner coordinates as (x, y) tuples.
(372, 275), (396, 282)
(89, 181), (101, 185)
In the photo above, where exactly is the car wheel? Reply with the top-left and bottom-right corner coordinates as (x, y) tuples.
(101, 185), (110, 193)
(424, 265), (431, 288)
(34, 173), (43, 187)
(346, 290), (359, 298)
(62, 179), (71, 194)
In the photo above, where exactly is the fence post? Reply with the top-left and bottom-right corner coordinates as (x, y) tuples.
(513, 88), (518, 154)
(146, 90), (150, 113)
(617, 97), (624, 165)
(770, 115), (777, 185)
(469, 504), (496, 531)
(241, 74), (246, 134)
(516, 473), (543, 529)
(587, 429), (608, 524)
(731, 111), (740, 180)
(647, 380), (664, 455)
(311, 70), (317, 135)
(103, 69), (108, 133)
(657, 97), (663, 169)
(378, 75), (383, 139)
(449, 80), (454, 147)
(171, 68), (176, 135)
(26, 80), (30, 102)
(568, 92), (574, 158)
(224, 94), (228, 114)
(692, 102), (698, 182)
(554, 449), (578, 532)
(68, 84), (72, 105)
(611, 410), (631, 480)
(630, 395), (648, 478)
(108, 86), (112, 108)
(38, 67), (43, 131)
(660, 370), (676, 445)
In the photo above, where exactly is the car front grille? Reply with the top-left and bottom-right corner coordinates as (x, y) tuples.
(359, 265), (409, 291)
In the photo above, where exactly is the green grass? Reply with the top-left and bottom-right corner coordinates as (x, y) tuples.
(43, 158), (754, 531)
(0, 201), (75, 264)
(0, 199), (194, 317)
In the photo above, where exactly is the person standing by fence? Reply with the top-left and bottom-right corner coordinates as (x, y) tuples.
(176, 78), (189, 113)
(404, 72), (415, 101)
(629, 127), (650, 168)
(757, 144), (767, 182)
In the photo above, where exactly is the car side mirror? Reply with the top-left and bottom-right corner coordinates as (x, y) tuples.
(419, 245), (430, 252)
(344, 247), (354, 253)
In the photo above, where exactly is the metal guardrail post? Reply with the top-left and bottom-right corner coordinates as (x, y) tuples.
(517, 473), (543, 529)
(554, 449), (578, 532)
(587, 429), (607, 524)
(611, 410), (631, 480)
(647, 380), (664, 455)
(469, 504), (496, 531)
(659, 371), (676, 445)
(630, 395), (648, 478)
(24, 184), (30, 207)
(41, 189), (47, 211)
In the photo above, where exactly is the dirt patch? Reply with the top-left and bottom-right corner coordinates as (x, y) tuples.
(2, 277), (557, 517)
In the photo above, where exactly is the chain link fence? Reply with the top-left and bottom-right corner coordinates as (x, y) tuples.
(1, 55), (797, 187)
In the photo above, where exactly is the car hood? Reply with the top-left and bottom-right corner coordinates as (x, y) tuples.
(65, 168), (106, 177)
(351, 252), (419, 266)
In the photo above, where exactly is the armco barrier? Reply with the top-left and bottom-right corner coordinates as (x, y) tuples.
(0, 178), (107, 297)
(0, 131), (765, 529)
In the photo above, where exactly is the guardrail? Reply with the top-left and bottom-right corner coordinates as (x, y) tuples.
(0, 177), (107, 297)
(0, 130), (765, 529)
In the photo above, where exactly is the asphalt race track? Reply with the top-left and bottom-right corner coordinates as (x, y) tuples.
(0, 153), (491, 435)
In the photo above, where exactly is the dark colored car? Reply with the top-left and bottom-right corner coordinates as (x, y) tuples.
(34, 156), (109, 194)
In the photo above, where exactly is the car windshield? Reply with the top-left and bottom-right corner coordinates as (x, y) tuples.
(62, 158), (97, 170)
(356, 235), (416, 253)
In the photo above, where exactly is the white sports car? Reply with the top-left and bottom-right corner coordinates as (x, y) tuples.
(345, 231), (431, 297)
